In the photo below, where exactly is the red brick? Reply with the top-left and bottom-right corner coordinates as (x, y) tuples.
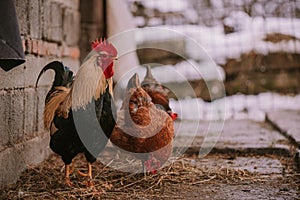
(22, 39), (26, 53)
(69, 47), (80, 59)
(47, 42), (59, 56)
(60, 46), (80, 59)
(24, 39), (33, 54)
(31, 39), (39, 54)
(37, 40), (47, 56)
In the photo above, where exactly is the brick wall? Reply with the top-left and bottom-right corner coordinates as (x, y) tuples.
(0, 0), (81, 188)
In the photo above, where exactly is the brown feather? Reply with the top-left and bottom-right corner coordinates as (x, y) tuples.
(110, 86), (174, 165)
(44, 86), (71, 130)
(43, 54), (115, 133)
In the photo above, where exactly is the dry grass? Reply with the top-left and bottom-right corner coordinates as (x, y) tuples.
(0, 152), (265, 200)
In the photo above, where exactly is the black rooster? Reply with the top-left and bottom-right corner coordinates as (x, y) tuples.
(35, 39), (118, 186)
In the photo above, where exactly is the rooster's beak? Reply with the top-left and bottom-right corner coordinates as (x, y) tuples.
(113, 57), (118, 60)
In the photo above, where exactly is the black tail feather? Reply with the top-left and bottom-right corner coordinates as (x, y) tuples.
(35, 61), (74, 89)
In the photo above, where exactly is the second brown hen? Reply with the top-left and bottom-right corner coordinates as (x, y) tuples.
(141, 65), (177, 121)
(110, 73), (174, 174)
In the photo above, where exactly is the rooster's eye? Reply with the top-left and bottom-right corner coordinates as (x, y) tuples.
(98, 51), (109, 58)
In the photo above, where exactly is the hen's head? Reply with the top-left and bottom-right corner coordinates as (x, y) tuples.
(142, 65), (178, 121)
(92, 38), (118, 79)
(125, 73), (152, 126)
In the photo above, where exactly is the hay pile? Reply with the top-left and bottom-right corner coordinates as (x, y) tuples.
(1, 153), (262, 199)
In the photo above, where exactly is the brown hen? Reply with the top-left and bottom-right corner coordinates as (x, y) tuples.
(110, 73), (174, 174)
(141, 65), (177, 121)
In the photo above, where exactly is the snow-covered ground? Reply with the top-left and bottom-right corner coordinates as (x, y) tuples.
(169, 93), (300, 122)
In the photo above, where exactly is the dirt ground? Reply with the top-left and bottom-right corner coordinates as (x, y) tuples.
(1, 149), (299, 200)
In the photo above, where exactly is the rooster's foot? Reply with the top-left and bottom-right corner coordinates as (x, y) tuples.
(64, 178), (73, 187)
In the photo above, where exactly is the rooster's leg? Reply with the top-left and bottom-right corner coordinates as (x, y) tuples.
(77, 162), (94, 186)
(65, 164), (73, 187)
(69, 161), (75, 175)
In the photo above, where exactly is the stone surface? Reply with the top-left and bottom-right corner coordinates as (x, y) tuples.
(0, 56), (79, 90)
(52, 0), (80, 9)
(0, 132), (51, 188)
(36, 87), (48, 133)
(63, 9), (80, 46)
(1, 0), (81, 189)
(164, 181), (299, 200)
(173, 120), (209, 156)
(24, 88), (38, 138)
(49, 2), (63, 42)
(174, 120), (291, 155)
(7, 89), (25, 145)
(0, 148), (25, 189)
(28, 0), (41, 39)
(195, 156), (284, 175)
(267, 110), (300, 146)
(166, 154), (298, 199)
(212, 120), (290, 152)
(0, 91), (10, 151)
(14, 0), (29, 35)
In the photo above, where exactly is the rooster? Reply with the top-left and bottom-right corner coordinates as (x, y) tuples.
(141, 65), (177, 121)
(35, 39), (118, 186)
(110, 73), (174, 174)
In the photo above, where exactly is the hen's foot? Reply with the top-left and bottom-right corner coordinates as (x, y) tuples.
(83, 179), (94, 187)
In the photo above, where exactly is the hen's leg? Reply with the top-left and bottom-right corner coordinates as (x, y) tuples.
(142, 161), (147, 178)
(77, 162), (94, 186)
(65, 164), (73, 187)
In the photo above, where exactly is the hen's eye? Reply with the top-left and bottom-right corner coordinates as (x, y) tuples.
(143, 97), (150, 102)
(130, 100), (138, 112)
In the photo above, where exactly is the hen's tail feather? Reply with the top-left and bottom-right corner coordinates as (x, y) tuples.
(35, 61), (74, 89)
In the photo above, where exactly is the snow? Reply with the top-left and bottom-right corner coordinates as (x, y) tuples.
(134, 16), (146, 27)
(169, 93), (300, 122)
(182, 9), (199, 24)
(114, 60), (225, 92)
(141, 0), (189, 13)
(134, 27), (184, 44)
(135, 16), (300, 64)
(171, 17), (300, 64)
(147, 18), (163, 27)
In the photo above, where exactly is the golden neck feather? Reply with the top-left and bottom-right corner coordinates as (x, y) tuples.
(71, 54), (113, 110)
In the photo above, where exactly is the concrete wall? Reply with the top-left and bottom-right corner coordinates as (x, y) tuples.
(0, 0), (81, 188)
(79, 0), (105, 61)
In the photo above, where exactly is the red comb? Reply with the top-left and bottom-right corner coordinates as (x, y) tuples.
(170, 112), (178, 121)
(91, 38), (102, 49)
(91, 38), (117, 57)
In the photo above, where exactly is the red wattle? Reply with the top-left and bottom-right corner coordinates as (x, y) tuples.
(103, 62), (114, 79)
(170, 112), (178, 121)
